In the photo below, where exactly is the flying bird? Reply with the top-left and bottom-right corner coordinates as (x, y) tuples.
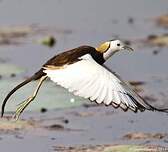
(1, 40), (168, 120)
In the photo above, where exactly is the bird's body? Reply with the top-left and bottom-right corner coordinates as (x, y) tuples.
(44, 53), (146, 112)
(25, 45), (105, 81)
(1, 40), (168, 119)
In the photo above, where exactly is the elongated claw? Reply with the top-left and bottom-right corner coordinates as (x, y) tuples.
(12, 76), (47, 120)
(13, 97), (34, 120)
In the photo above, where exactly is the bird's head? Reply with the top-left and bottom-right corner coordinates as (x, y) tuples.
(96, 39), (134, 60)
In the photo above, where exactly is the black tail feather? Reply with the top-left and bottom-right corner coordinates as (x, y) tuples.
(1, 69), (45, 117)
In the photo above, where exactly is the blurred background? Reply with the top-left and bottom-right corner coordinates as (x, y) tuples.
(0, 0), (168, 152)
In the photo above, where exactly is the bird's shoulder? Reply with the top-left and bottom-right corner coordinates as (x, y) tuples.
(43, 45), (97, 67)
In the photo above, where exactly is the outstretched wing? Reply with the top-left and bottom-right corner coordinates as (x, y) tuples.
(43, 54), (153, 112)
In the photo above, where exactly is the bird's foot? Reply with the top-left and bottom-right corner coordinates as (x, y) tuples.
(13, 96), (34, 121)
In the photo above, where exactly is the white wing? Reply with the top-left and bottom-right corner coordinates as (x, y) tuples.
(44, 54), (153, 112)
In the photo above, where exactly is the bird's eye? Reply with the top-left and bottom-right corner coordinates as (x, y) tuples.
(117, 43), (120, 46)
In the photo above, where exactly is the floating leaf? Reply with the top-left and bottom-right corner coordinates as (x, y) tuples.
(0, 63), (25, 76)
(146, 34), (168, 47)
(53, 145), (167, 152)
(103, 145), (165, 152)
(0, 26), (32, 38)
(0, 118), (36, 131)
(155, 14), (168, 28)
(39, 36), (56, 47)
(122, 132), (167, 140)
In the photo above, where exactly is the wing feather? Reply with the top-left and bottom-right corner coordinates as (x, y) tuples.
(44, 54), (153, 112)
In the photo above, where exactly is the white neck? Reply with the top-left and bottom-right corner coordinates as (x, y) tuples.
(103, 49), (119, 60)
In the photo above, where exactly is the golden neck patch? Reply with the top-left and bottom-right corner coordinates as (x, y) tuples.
(96, 42), (110, 53)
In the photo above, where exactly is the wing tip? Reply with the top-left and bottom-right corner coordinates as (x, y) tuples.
(89, 92), (168, 114)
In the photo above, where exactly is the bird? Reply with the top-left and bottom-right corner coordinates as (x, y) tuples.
(1, 39), (168, 120)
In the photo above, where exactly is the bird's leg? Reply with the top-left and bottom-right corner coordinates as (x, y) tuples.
(13, 75), (47, 120)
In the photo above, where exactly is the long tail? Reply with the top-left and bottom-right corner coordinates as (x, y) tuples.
(1, 69), (46, 117)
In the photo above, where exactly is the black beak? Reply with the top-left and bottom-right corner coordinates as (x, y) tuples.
(122, 45), (134, 51)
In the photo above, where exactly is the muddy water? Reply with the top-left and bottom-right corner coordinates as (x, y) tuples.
(0, 107), (168, 152)
(0, 0), (168, 151)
